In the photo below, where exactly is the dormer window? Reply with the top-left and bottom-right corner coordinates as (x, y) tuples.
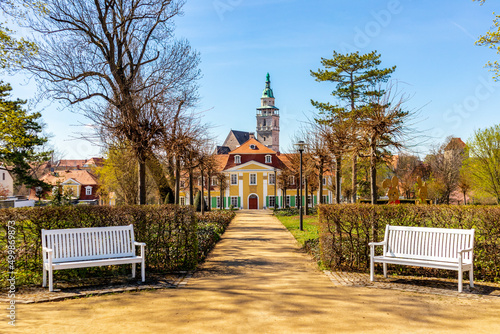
(250, 144), (257, 150)
(265, 155), (272, 163)
(85, 186), (93, 195)
(234, 155), (241, 164)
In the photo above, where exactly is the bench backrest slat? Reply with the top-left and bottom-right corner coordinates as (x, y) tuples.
(384, 226), (474, 262)
(42, 225), (136, 263)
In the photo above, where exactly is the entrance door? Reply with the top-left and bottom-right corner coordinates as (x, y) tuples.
(249, 195), (258, 209)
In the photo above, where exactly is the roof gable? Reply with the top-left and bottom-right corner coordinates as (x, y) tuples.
(225, 160), (276, 172)
(230, 138), (276, 155)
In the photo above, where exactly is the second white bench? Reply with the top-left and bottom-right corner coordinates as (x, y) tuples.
(369, 225), (474, 292)
(42, 224), (146, 292)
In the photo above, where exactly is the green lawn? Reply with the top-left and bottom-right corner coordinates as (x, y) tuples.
(275, 215), (319, 246)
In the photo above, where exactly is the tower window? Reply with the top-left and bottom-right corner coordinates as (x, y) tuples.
(263, 119), (266, 126)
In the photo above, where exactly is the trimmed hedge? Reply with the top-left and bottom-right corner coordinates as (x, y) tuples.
(0, 205), (202, 287)
(196, 210), (236, 260)
(319, 204), (500, 282)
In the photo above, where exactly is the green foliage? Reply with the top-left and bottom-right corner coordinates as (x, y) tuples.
(0, 81), (51, 188)
(476, 9), (500, 80)
(318, 204), (500, 282)
(311, 50), (395, 119)
(466, 125), (500, 203)
(196, 210), (236, 260)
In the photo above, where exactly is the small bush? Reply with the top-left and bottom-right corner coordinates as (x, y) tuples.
(318, 204), (500, 283)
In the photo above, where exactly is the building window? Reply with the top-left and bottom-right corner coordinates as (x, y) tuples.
(263, 119), (266, 126)
(180, 197), (186, 205)
(269, 196), (275, 208)
(323, 177), (327, 185)
(85, 186), (92, 196)
(230, 174), (238, 185)
(286, 195), (291, 207)
(307, 195), (313, 206)
(231, 196), (238, 207)
(289, 176), (295, 185)
(216, 196), (222, 208)
(234, 155), (241, 164)
(211, 177), (218, 186)
(269, 173), (275, 185)
(265, 155), (272, 163)
(250, 173), (257, 185)
(322, 195), (329, 204)
(180, 180), (185, 188)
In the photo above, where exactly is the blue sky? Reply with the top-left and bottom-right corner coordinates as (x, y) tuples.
(5, 0), (500, 158)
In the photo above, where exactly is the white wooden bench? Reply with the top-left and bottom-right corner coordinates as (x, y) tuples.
(369, 225), (474, 292)
(42, 225), (146, 292)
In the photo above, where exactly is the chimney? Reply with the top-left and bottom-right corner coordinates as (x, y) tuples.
(249, 132), (255, 139)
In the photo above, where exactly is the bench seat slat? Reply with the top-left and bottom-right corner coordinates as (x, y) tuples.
(373, 256), (473, 270)
(44, 256), (144, 270)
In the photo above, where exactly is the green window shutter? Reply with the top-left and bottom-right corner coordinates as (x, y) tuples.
(291, 196), (295, 207)
(212, 197), (216, 208)
(238, 197), (241, 208)
(314, 195), (317, 205)
(266, 196), (269, 207)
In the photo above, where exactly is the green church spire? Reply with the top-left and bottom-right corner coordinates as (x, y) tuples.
(262, 72), (274, 98)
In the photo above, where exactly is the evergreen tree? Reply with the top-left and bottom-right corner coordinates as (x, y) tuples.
(311, 51), (395, 203)
(0, 81), (51, 189)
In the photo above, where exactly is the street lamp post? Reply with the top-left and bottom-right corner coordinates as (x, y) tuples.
(295, 140), (307, 231)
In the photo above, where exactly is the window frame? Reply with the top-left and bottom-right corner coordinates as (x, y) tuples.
(234, 155), (241, 164)
(230, 174), (238, 185)
(265, 155), (272, 164)
(231, 196), (238, 207)
(269, 173), (275, 185)
(249, 173), (257, 185)
(85, 186), (92, 196)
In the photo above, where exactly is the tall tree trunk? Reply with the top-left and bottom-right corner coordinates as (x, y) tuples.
(370, 144), (377, 205)
(175, 157), (180, 205)
(189, 167), (194, 206)
(305, 177), (309, 215)
(352, 153), (357, 203)
(319, 161), (324, 204)
(138, 159), (146, 205)
(335, 155), (341, 204)
(207, 172), (211, 211)
(220, 180), (224, 210)
(200, 169), (204, 215)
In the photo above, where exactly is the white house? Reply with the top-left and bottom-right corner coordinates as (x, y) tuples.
(0, 165), (14, 198)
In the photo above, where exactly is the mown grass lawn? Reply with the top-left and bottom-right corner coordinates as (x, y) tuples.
(275, 215), (319, 247)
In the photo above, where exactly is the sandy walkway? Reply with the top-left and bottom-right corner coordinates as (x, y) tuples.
(5, 210), (500, 333)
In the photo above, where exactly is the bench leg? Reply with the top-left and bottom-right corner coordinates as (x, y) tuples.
(42, 265), (47, 287)
(370, 249), (375, 282)
(469, 269), (474, 288)
(132, 263), (136, 278)
(48, 268), (54, 292)
(141, 261), (145, 282)
(383, 263), (387, 278)
(458, 267), (463, 293)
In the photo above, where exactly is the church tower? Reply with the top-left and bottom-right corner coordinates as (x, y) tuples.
(256, 73), (280, 152)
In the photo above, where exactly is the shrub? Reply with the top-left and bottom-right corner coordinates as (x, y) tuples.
(196, 210), (235, 260)
(318, 204), (500, 282)
(0, 205), (199, 287)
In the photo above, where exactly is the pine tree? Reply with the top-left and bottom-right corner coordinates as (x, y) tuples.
(311, 51), (395, 203)
(0, 81), (51, 189)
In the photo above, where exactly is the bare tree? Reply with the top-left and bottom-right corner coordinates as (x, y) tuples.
(23, 0), (200, 204)
(425, 137), (465, 204)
